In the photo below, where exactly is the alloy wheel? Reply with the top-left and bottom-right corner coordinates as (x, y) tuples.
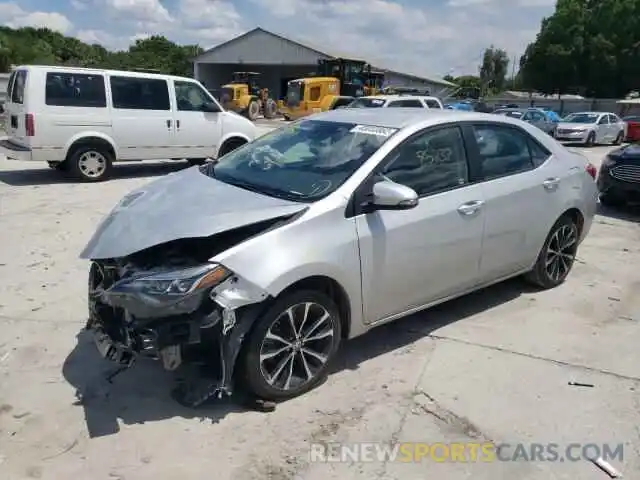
(259, 302), (336, 392)
(544, 223), (578, 282)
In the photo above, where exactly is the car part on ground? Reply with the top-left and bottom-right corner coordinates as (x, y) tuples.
(597, 143), (640, 207)
(219, 72), (278, 121)
(81, 108), (598, 407)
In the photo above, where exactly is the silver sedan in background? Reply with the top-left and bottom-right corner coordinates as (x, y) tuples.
(555, 111), (626, 146)
(81, 108), (599, 406)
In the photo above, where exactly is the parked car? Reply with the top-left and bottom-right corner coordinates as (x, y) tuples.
(0, 65), (258, 182)
(622, 115), (640, 142)
(347, 95), (444, 109)
(597, 143), (640, 206)
(493, 107), (557, 135)
(81, 108), (598, 406)
(555, 111), (626, 146)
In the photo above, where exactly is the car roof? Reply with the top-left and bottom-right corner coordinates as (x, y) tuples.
(567, 111), (602, 116)
(13, 64), (195, 82)
(307, 108), (515, 130)
(358, 95), (439, 101)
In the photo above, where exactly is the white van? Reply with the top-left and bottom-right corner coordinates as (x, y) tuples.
(1, 65), (258, 182)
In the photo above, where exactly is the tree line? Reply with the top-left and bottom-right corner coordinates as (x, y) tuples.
(448, 0), (639, 99)
(0, 26), (203, 77)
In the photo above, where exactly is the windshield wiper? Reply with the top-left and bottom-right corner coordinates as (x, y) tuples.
(221, 177), (307, 201)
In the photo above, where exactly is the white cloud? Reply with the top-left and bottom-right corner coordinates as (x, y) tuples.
(0, 0), (554, 77)
(0, 3), (73, 33)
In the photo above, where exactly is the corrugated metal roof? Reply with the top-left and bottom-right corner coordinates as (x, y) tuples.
(193, 27), (455, 88)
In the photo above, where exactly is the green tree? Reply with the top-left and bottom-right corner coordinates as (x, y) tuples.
(520, 0), (640, 97)
(479, 46), (510, 94)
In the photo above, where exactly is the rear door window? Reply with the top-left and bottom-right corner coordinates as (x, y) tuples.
(45, 72), (106, 107)
(110, 76), (170, 110)
(11, 70), (27, 104)
(425, 99), (442, 108)
(387, 99), (424, 108)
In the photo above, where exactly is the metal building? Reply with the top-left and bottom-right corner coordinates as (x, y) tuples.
(193, 27), (455, 100)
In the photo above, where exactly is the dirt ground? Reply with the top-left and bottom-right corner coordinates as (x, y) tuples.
(0, 138), (638, 480)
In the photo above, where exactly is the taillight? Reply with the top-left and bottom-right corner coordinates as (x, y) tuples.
(25, 113), (35, 136)
(585, 162), (597, 179)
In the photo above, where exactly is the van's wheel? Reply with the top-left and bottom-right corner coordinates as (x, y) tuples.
(239, 290), (342, 401)
(246, 100), (260, 121)
(68, 145), (113, 182)
(187, 158), (207, 166)
(217, 138), (246, 158)
(524, 215), (579, 289)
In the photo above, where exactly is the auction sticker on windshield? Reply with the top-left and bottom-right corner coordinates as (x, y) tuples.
(350, 125), (398, 137)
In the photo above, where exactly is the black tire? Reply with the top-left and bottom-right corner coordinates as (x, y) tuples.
(187, 158), (207, 166)
(239, 289), (342, 401)
(47, 161), (62, 170)
(246, 100), (260, 121)
(524, 215), (580, 289)
(614, 131), (624, 145)
(68, 145), (113, 182)
(599, 192), (626, 207)
(283, 114), (292, 121)
(585, 132), (595, 147)
(218, 138), (246, 158)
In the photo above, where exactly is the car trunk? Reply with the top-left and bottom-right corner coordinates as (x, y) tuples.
(5, 69), (31, 148)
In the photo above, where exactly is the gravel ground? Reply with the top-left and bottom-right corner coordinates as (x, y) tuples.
(0, 137), (639, 479)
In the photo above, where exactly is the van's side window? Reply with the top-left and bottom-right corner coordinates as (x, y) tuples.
(174, 81), (213, 111)
(11, 70), (28, 104)
(45, 72), (106, 107)
(110, 76), (170, 111)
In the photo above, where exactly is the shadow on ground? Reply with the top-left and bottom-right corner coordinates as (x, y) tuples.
(62, 277), (533, 438)
(0, 161), (189, 186)
(596, 202), (640, 223)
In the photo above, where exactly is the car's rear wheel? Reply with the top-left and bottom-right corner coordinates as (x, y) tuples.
(614, 131), (624, 145)
(68, 145), (113, 182)
(240, 290), (342, 401)
(524, 215), (579, 289)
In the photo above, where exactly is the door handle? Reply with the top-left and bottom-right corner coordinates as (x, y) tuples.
(176, 120), (180, 129)
(166, 119), (172, 129)
(542, 177), (560, 190)
(457, 200), (484, 215)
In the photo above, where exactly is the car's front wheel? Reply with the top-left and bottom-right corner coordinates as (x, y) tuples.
(585, 132), (596, 147)
(524, 215), (580, 289)
(240, 290), (342, 401)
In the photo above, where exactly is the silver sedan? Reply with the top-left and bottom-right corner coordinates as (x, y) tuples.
(82, 108), (599, 405)
(555, 111), (626, 146)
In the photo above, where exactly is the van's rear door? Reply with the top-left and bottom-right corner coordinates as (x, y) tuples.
(5, 69), (29, 147)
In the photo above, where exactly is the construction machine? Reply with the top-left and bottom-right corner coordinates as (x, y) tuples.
(365, 71), (385, 96)
(219, 72), (277, 120)
(279, 58), (372, 120)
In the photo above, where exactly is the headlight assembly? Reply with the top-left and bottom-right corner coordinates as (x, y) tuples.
(122, 264), (232, 297)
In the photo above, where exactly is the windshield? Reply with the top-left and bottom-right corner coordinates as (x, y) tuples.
(348, 97), (386, 108)
(204, 120), (397, 202)
(563, 113), (598, 123)
(286, 80), (304, 105)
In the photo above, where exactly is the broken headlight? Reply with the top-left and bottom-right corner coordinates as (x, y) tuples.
(126, 264), (232, 297)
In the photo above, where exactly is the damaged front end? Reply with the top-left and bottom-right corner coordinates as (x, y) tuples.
(86, 238), (269, 407)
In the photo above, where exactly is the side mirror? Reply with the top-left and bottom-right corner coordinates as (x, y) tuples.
(370, 180), (418, 210)
(202, 101), (221, 113)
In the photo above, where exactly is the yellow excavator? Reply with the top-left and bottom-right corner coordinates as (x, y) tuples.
(365, 70), (385, 96)
(279, 58), (375, 120)
(219, 72), (278, 120)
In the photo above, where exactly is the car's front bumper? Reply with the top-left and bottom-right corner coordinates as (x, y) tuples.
(555, 130), (590, 143)
(0, 138), (33, 161)
(597, 164), (640, 201)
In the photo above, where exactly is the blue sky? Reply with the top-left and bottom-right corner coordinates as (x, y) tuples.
(0, 0), (556, 78)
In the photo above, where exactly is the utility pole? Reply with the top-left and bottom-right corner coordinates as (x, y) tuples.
(511, 55), (517, 90)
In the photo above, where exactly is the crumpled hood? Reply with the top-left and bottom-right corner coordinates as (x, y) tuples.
(80, 166), (306, 260)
